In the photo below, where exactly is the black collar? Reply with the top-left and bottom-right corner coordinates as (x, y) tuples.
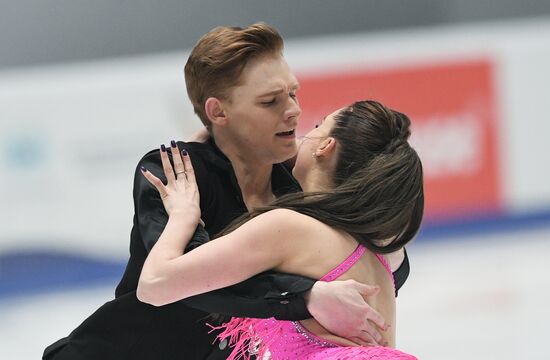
(183, 138), (301, 197)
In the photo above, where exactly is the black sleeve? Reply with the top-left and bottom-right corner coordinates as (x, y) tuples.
(392, 248), (410, 297)
(134, 144), (314, 320)
(183, 224), (314, 320)
(133, 150), (170, 252)
(183, 260), (315, 320)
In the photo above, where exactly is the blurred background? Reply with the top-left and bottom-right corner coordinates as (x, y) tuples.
(1, 1), (550, 359)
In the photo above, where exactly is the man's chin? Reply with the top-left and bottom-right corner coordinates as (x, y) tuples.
(273, 146), (298, 164)
(281, 153), (298, 168)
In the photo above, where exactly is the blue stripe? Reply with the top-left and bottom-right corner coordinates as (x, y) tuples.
(2, 209), (550, 299)
(0, 252), (125, 299)
(419, 208), (550, 241)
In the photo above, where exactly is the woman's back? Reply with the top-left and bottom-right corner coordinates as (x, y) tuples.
(273, 209), (397, 347)
(213, 209), (412, 359)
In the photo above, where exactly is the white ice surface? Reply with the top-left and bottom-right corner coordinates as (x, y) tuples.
(1, 225), (549, 360)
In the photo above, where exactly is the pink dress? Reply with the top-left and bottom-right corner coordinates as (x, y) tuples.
(209, 244), (417, 359)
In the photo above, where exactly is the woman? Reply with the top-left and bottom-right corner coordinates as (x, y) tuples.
(137, 100), (423, 359)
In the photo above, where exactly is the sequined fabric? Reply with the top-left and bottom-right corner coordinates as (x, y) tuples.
(210, 244), (416, 359)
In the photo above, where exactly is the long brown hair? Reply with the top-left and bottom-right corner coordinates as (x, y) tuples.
(221, 100), (424, 254)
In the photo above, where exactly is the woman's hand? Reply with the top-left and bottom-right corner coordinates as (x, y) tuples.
(140, 142), (201, 223)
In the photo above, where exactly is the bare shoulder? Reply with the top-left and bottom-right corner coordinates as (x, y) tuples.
(232, 208), (322, 247)
(257, 209), (352, 277)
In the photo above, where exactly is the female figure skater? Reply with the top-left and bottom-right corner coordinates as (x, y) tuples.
(137, 100), (423, 359)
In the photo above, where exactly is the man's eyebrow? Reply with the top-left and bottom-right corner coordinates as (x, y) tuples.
(257, 88), (284, 97)
(258, 82), (300, 97)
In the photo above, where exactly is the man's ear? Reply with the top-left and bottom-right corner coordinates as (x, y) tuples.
(315, 137), (337, 158)
(205, 97), (228, 126)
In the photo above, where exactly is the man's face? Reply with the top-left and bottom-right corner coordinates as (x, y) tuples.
(221, 54), (301, 164)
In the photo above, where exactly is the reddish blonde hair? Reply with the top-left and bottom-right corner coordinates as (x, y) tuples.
(184, 23), (284, 128)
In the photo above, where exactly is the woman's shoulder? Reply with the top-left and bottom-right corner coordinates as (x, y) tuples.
(249, 208), (329, 239)
(259, 208), (320, 225)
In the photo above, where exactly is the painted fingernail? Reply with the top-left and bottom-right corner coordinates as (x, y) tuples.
(181, 149), (188, 156)
(140, 166), (147, 172)
(171, 140), (177, 148)
(161, 144), (166, 152)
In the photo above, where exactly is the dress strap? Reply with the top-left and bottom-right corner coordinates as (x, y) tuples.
(375, 253), (396, 289)
(320, 244), (366, 282)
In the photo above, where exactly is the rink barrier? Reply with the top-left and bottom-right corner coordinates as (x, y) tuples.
(1, 208), (550, 300)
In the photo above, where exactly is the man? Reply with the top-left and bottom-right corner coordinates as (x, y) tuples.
(44, 23), (409, 360)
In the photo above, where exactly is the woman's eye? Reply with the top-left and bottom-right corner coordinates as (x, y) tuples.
(289, 92), (297, 99)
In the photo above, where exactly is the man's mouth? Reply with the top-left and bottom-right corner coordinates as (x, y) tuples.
(275, 129), (295, 137)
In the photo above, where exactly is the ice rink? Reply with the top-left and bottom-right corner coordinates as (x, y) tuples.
(1, 223), (549, 360)
(2, 3), (550, 360)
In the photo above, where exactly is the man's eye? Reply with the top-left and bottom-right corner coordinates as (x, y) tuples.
(261, 99), (276, 105)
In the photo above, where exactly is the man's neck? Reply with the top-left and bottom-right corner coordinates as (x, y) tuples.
(215, 136), (275, 210)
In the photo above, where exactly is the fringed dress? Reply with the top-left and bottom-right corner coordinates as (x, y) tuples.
(209, 244), (416, 360)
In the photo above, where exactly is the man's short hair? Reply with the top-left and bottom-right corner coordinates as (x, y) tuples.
(184, 23), (284, 128)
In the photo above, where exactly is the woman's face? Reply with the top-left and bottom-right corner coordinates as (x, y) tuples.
(292, 108), (340, 187)
(221, 54), (301, 164)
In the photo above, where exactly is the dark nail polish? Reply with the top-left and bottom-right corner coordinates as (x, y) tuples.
(171, 140), (177, 148)
(161, 144), (166, 152)
(181, 149), (188, 156)
(140, 166), (146, 172)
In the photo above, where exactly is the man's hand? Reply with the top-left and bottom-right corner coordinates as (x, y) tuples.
(305, 280), (388, 346)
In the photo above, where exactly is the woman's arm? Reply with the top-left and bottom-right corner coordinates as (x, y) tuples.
(138, 207), (296, 306)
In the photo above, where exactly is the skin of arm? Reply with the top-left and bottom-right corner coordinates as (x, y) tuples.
(137, 209), (294, 306)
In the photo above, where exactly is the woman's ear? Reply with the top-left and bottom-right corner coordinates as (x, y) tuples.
(315, 137), (337, 158)
(205, 97), (228, 126)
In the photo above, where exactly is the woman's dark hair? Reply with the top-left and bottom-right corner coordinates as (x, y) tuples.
(221, 100), (424, 254)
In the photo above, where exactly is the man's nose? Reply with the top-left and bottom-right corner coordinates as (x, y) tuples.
(285, 97), (301, 121)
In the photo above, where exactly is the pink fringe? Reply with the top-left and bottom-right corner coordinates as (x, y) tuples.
(209, 317), (417, 360)
(208, 317), (280, 360)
